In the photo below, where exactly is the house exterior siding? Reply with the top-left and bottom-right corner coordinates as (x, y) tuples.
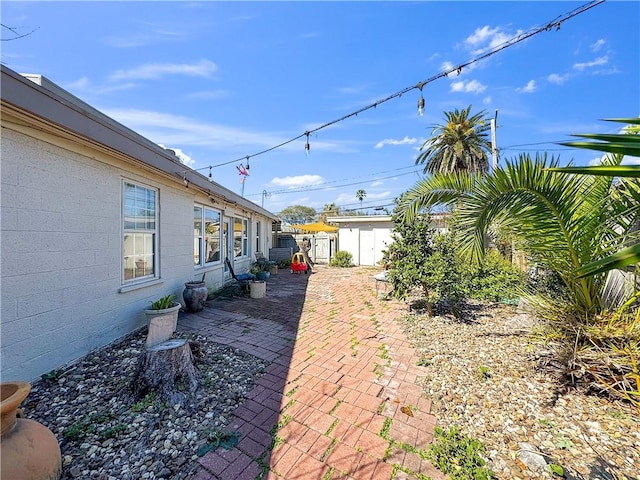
(1, 66), (276, 382)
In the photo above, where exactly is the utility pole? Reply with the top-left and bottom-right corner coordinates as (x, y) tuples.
(490, 109), (498, 171)
(261, 190), (271, 208)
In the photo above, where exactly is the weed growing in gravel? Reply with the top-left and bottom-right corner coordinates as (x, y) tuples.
(131, 391), (157, 412)
(425, 425), (494, 480)
(477, 365), (492, 380)
(197, 430), (240, 456)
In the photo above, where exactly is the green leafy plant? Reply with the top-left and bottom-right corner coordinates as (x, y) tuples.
(549, 117), (640, 277)
(460, 250), (526, 302)
(382, 208), (465, 315)
(150, 294), (178, 310)
(425, 425), (494, 480)
(330, 250), (354, 267)
(276, 258), (291, 269)
(196, 430), (240, 456)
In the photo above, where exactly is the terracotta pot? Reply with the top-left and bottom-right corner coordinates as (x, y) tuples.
(1, 381), (62, 480)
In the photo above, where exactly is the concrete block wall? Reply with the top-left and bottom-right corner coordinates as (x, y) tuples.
(1, 128), (268, 382)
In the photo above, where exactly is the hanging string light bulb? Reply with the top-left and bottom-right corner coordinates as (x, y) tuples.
(208, 166), (212, 182)
(183, 173), (189, 188)
(304, 132), (310, 156)
(417, 83), (425, 116)
(245, 156), (250, 171)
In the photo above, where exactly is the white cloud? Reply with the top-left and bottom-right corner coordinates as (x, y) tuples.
(517, 80), (536, 93)
(109, 60), (217, 81)
(370, 181), (384, 187)
(590, 38), (606, 52)
(464, 26), (500, 47)
(450, 79), (487, 94)
(158, 145), (195, 167)
(450, 81), (465, 92)
(67, 76), (90, 89)
(103, 108), (289, 151)
(622, 156), (640, 165)
(482, 96), (492, 105)
(547, 73), (570, 85)
(270, 175), (324, 188)
(374, 136), (419, 149)
(441, 61), (455, 73)
(573, 55), (608, 71)
(464, 25), (523, 55)
(366, 191), (391, 199)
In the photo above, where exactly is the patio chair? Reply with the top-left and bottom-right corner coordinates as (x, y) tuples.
(225, 257), (255, 291)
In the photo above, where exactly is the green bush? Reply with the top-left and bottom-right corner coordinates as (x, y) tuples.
(461, 250), (526, 302)
(330, 251), (354, 267)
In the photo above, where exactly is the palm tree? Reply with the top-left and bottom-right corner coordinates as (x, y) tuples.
(549, 117), (640, 277)
(397, 153), (640, 315)
(416, 105), (491, 175)
(319, 203), (339, 223)
(355, 189), (367, 211)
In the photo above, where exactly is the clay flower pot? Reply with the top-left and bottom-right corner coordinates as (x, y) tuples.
(183, 281), (208, 313)
(1, 381), (62, 480)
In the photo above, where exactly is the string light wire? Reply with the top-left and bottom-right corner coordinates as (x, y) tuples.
(180, 0), (603, 176)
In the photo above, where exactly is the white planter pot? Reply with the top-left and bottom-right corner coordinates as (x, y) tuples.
(250, 281), (266, 299)
(144, 303), (181, 347)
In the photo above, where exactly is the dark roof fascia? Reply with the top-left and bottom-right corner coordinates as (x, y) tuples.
(0, 65), (277, 220)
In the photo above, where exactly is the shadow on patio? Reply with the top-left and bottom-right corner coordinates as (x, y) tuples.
(178, 265), (444, 480)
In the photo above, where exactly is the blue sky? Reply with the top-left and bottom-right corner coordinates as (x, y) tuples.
(2, 1), (639, 215)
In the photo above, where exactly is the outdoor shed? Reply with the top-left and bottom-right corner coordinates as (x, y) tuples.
(327, 213), (449, 267)
(327, 215), (394, 266)
(1, 65), (278, 382)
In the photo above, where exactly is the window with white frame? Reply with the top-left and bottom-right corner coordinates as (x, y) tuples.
(123, 181), (157, 282)
(233, 217), (248, 257)
(194, 205), (221, 267)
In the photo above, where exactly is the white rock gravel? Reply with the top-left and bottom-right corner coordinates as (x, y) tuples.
(22, 330), (268, 480)
(402, 301), (639, 480)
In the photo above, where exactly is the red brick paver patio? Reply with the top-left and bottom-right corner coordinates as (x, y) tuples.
(178, 266), (445, 480)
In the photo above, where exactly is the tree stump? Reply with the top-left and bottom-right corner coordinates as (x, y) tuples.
(131, 338), (200, 407)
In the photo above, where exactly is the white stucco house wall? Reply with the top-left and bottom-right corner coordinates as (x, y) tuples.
(1, 65), (278, 382)
(327, 214), (449, 266)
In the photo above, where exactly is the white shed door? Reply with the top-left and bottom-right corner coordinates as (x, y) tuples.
(359, 230), (375, 266)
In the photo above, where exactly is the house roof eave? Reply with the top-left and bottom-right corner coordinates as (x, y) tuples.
(0, 65), (277, 221)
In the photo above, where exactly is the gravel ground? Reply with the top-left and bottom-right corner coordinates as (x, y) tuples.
(402, 301), (639, 480)
(23, 330), (268, 480)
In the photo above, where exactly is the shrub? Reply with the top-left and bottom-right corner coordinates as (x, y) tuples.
(330, 251), (354, 267)
(461, 250), (526, 302)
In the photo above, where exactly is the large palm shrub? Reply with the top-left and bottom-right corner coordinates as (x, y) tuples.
(398, 153), (640, 316)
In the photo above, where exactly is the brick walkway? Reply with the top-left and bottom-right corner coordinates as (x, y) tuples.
(178, 266), (445, 480)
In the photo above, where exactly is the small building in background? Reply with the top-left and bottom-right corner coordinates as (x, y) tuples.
(327, 214), (448, 266)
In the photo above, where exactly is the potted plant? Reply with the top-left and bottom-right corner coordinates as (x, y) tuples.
(251, 258), (272, 281)
(144, 294), (181, 347)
